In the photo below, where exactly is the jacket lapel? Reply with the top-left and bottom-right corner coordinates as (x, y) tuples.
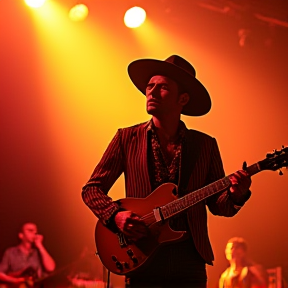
(178, 129), (205, 196)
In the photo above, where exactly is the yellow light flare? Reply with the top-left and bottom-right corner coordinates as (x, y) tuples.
(69, 4), (89, 22)
(127, 19), (170, 55)
(124, 6), (146, 28)
(26, 0), (148, 175)
(25, 1), (133, 210)
(25, 0), (46, 8)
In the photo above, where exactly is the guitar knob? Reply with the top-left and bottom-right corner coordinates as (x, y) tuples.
(126, 249), (134, 256)
(111, 255), (117, 262)
(123, 262), (130, 269)
(115, 261), (123, 270)
(131, 256), (138, 264)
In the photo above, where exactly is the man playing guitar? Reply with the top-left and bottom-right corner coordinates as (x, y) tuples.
(82, 55), (252, 288)
(0, 222), (55, 287)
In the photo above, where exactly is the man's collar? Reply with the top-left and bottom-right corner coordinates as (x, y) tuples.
(147, 118), (187, 134)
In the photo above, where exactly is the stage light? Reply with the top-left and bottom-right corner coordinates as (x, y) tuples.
(124, 6), (146, 28)
(69, 4), (89, 21)
(24, 0), (46, 8)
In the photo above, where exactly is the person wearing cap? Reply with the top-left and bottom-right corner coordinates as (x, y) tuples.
(82, 55), (252, 288)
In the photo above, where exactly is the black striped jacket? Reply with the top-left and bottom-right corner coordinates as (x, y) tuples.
(82, 120), (249, 265)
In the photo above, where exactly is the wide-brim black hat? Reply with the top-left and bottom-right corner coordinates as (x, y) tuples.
(128, 55), (211, 116)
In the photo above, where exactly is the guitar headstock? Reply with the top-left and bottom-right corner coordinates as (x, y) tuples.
(258, 146), (288, 174)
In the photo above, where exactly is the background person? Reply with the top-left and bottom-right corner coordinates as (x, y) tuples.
(0, 222), (55, 286)
(219, 237), (268, 288)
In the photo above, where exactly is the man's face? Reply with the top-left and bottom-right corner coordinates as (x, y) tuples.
(19, 223), (38, 244)
(225, 242), (245, 261)
(145, 75), (183, 116)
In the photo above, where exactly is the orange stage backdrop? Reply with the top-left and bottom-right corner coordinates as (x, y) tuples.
(0, 1), (287, 288)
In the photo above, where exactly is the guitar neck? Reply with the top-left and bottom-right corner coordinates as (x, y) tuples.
(160, 162), (262, 220)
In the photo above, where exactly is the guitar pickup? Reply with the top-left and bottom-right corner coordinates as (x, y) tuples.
(117, 232), (128, 247)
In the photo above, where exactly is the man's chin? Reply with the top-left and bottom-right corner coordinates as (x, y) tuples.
(147, 108), (157, 116)
(147, 110), (153, 115)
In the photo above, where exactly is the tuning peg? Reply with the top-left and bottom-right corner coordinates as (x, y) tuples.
(242, 161), (247, 170)
(282, 145), (288, 152)
(266, 152), (274, 158)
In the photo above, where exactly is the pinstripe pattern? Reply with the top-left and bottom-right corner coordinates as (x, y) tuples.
(82, 119), (248, 265)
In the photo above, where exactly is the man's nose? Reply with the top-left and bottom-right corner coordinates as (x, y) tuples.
(150, 86), (160, 98)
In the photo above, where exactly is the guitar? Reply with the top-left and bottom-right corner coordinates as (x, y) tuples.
(95, 146), (288, 276)
(0, 267), (38, 288)
(0, 260), (76, 288)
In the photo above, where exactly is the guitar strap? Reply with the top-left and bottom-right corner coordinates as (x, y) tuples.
(178, 129), (206, 197)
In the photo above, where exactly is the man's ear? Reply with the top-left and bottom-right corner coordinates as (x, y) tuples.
(18, 232), (23, 240)
(178, 92), (190, 107)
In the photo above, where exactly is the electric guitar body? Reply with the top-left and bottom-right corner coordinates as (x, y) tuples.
(95, 183), (186, 276)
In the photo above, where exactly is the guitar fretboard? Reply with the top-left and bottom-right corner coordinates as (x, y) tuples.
(161, 162), (262, 220)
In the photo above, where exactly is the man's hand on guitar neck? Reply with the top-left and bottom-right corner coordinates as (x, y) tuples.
(229, 170), (252, 205)
(114, 211), (149, 241)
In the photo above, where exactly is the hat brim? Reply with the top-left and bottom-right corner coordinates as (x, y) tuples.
(128, 59), (211, 116)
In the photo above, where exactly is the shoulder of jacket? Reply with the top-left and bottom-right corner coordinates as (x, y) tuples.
(119, 121), (149, 132)
(186, 128), (214, 140)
